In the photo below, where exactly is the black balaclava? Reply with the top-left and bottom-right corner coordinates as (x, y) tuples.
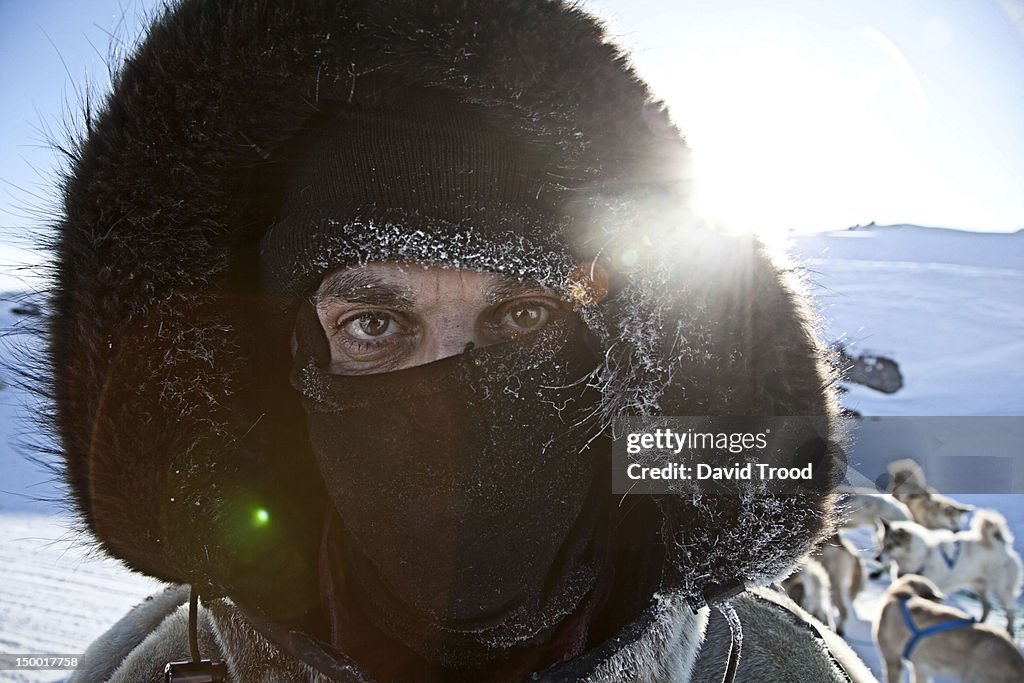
(292, 302), (611, 668)
(263, 89), (616, 670)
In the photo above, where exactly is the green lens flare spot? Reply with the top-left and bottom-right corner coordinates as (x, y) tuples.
(253, 507), (270, 527)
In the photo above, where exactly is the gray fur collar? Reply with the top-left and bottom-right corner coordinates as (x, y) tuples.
(74, 584), (875, 682)
(209, 595), (708, 683)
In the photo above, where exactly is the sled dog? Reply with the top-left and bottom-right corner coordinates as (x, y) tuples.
(887, 458), (930, 501)
(904, 491), (973, 532)
(839, 492), (912, 530)
(874, 575), (1024, 683)
(816, 533), (866, 636)
(875, 512), (1022, 634)
(886, 459), (973, 531)
(782, 558), (836, 632)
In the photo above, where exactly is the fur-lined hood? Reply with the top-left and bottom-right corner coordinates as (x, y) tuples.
(50, 0), (841, 675)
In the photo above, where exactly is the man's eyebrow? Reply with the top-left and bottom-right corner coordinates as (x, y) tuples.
(484, 278), (556, 304)
(314, 271), (415, 309)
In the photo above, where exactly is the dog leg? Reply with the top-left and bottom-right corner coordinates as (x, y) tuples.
(980, 594), (992, 623)
(971, 582), (992, 622)
(993, 585), (1017, 635)
(882, 655), (903, 683)
(832, 582), (847, 636)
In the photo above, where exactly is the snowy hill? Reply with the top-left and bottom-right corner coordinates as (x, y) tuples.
(0, 224), (1021, 681)
(793, 223), (1024, 272)
(790, 224), (1024, 416)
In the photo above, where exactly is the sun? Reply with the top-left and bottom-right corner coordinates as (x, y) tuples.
(658, 24), (930, 240)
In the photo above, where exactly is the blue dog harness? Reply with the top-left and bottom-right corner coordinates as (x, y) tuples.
(910, 540), (961, 575)
(938, 541), (962, 569)
(898, 595), (976, 660)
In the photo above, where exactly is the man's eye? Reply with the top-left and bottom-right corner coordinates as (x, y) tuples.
(507, 303), (546, 329)
(341, 311), (400, 340)
(497, 300), (560, 335)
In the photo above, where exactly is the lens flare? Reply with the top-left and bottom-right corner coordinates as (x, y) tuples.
(253, 507), (270, 527)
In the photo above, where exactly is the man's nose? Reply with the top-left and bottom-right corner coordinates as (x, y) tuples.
(424, 316), (489, 362)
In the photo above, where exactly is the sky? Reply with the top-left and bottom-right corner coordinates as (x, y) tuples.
(1, 0), (1022, 286)
(585, 0), (1024, 235)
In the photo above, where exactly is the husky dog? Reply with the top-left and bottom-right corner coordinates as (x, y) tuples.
(886, 459), (973, 531)
(839, 492), (912, 530)
(782, 558), (836, 632)
(816, 533), (866, 636)
(876, 512), (1022, 634)
(887, 458), (930, 501)
(874, 575), (1024, 683)
(904, 491), (974, 532)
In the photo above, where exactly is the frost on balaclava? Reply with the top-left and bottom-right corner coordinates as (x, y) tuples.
(292, 302), (612, 669)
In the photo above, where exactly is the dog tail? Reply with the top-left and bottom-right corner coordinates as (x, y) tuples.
(972, 509), (1013, 548)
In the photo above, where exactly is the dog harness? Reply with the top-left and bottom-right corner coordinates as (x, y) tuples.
(938, 541), (962, 569)
(910, 540), (961, 575)
(897, 595), (976, 660)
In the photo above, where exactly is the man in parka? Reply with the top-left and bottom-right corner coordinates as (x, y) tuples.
(51, 0), (876, 680)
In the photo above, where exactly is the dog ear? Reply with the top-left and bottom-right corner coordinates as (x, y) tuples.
(891, 575), (945, 602)
(878, 518), (891, 534)
(911, 576), (945, 602)
(951, 502), (974, 513)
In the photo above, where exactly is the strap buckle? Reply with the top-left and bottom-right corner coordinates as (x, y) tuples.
(164, 660), (227, 682)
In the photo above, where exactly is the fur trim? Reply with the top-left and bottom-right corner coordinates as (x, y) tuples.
(50, 0), (841, 670)
(694, 589), (876, 682)
(583, 594), (706, 683)
(52, 0), (694, 594)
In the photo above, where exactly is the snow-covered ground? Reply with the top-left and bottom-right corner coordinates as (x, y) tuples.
(0, 297), (164, 683)
(792, 225), (1024, 417)
(0, 224), (1021, 681)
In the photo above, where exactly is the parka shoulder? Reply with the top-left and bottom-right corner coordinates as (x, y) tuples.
(75, 586), (876, 683)
(693, 587), (877, 683)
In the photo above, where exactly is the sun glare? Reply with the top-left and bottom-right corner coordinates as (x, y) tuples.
(658, 23), (936, 240)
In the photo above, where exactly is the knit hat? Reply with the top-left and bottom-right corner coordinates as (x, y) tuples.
(259, 89), (578, 296)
